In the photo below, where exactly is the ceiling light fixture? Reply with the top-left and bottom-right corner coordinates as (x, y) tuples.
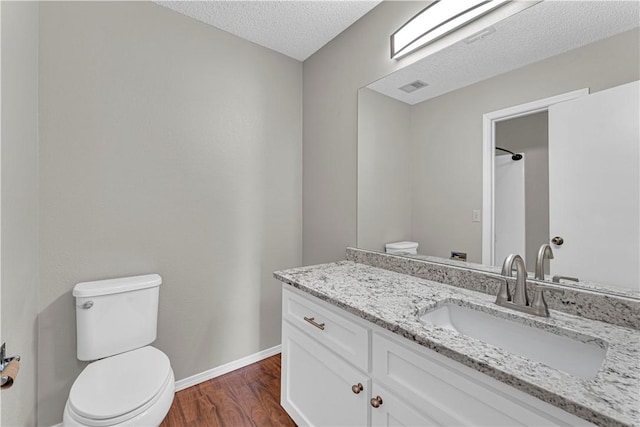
(391, 0), (509, 60)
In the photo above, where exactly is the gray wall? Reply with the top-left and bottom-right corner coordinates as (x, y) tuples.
(496, 111), (549, 269)
(303, 1), (428, 265)
(1, 2), (39, 426)
(358, 88), (412, 252)
(37, 2), (302, 425)
(407, 28), (639, 263)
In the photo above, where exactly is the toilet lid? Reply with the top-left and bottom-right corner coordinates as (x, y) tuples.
(69, 346), (172, 420)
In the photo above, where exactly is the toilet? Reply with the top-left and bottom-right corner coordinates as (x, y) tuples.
(63, 274), (175, 427)
(385, 241), (419, 255)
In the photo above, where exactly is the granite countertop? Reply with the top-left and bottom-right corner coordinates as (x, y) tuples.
(274, 261), (640, 427)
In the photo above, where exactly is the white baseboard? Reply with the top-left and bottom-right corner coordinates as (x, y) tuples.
(174, 344), (281, 392)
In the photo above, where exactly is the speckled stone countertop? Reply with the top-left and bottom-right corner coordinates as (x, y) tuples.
(274, 261), (640, 427)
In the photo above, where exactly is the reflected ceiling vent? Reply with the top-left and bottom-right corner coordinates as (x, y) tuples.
(399, 80), (429, 93)
(464, 26), (497, 44)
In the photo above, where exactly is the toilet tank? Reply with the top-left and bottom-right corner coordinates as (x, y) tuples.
(73, 274), (162, 361)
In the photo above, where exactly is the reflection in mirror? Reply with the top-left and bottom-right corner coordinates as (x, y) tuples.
(357, 1), (640, 297)
(494, 112), (548, 272)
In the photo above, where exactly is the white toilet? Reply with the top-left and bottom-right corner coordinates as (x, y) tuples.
(63, 274), (175, 427)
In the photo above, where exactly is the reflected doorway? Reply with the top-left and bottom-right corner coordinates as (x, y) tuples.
(494, 111), (549, 270)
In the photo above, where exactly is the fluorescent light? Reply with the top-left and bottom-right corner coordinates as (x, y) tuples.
(391, 0), (509, 59)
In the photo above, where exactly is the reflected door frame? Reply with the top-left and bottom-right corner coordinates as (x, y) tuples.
(0, 4), (3, 418)
(481, 88), (589, 266)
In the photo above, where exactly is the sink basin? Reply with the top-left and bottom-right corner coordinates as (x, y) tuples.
(420, 302), (607, 380)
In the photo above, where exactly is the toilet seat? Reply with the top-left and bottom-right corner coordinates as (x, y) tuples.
(66, 346), (173, 426)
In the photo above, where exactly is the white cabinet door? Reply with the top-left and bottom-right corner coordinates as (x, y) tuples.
(281, 321), (370, 427)
(548, 80), (639, 289)
(370, 383), (440, 427)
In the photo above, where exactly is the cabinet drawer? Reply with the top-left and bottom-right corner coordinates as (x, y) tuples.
(283, 286), (369, 371)
(372, 332), (594, 426)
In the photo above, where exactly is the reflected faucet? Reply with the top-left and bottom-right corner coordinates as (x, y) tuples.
(535, 244), (554, 280)
(496, 253), (563, 317)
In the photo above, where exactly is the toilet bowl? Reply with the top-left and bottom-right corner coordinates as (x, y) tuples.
(63, 347), (175, 427)
(64, 274), (175, 427)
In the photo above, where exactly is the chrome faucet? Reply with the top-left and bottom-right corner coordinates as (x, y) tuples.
(535, 244), (554, 280)
(501, 254), (528, 306)
(495, 254), (562, 317)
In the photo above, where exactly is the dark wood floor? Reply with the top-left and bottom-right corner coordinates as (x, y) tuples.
(161, 354), (297, 427)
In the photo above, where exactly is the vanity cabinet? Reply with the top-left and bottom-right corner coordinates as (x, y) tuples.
(281, 286), (595, 427)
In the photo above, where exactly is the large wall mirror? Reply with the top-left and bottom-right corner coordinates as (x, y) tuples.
(357, 1), (639, 297)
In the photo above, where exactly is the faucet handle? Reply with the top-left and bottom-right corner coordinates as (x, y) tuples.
(552, 275), (580, 283)
(530, 285), (564, 317)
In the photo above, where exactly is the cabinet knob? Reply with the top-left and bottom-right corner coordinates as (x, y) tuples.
(551, 236), (564, 246)
(370, 396), (383, 408)
(351, 383), (363, 394)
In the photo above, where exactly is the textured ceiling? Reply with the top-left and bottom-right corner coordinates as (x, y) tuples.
(368, 1), (640, 105)
(155, 1), (381, 61)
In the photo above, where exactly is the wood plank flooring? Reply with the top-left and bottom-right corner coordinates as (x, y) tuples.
(161, 354), (297, 427)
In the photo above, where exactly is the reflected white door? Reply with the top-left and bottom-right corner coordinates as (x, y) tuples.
(548, 81), (639, 290)
(494, 154), (526, 266)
